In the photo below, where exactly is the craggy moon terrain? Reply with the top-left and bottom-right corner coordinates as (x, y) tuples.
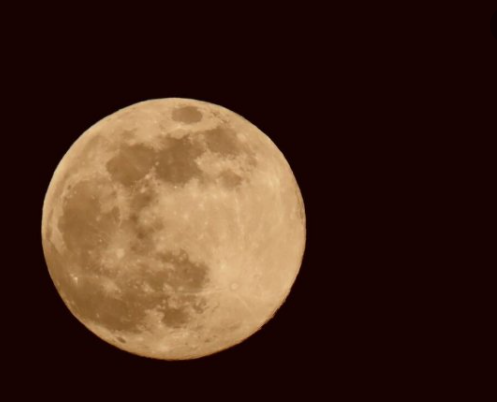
(42, 98), (306, 360)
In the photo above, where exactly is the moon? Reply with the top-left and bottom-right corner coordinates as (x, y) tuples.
(41, 98), (306, 360)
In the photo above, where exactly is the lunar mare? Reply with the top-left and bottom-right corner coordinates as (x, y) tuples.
(42, 98), (306, 360)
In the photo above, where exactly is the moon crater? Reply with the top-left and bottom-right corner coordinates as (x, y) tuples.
(171, 106), (203, 124)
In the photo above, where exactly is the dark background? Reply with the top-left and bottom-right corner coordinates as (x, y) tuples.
(5, 3), (497, 399)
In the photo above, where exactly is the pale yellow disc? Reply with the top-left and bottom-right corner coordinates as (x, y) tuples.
(41, 98), (306, 360)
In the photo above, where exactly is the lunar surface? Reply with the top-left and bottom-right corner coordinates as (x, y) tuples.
(41, 98), (306, 360)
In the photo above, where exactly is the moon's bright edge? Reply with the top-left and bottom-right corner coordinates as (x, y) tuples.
(42, 98), (306, 360)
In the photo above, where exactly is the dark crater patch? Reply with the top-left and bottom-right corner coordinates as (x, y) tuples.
(218, 170), (244, 188)
(69, 276), (144, 332)
(106, 143), (156, 186)
(204, 126), (240, 156)
(156, 250), (209, 292)
(44, 252), (145, 333)
(58, 180), (119, 271)
(202, 125), (258, 189)
(62, 249), (210, 332)
(158, 303), (190, 327)
(130, 250), (209, 328)
(127, 185), (164, 252)
(171, 106), (203, 124)
(155, 136), (204, 184)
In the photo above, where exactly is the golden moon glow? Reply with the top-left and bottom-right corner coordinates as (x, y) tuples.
(41, 98), (306, 360)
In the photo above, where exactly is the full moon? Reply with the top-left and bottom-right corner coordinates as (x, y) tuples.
(41, 98), (306, 360)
